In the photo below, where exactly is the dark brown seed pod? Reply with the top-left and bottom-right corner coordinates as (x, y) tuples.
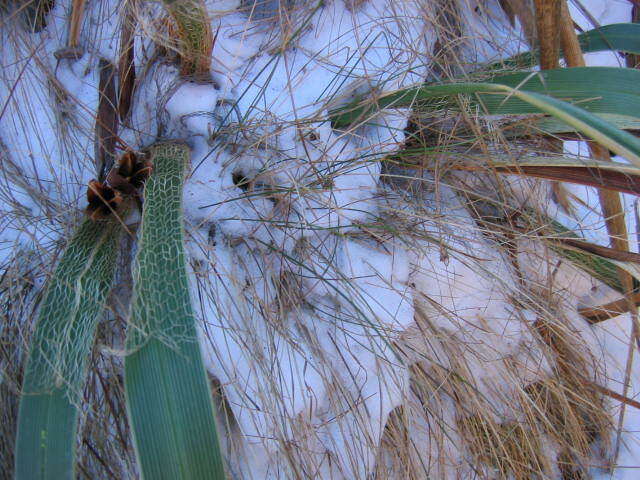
(86, 179), (123, 221)
(106, 151), (153, 194)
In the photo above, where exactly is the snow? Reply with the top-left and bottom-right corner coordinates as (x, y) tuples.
(2, 0), (640, 478)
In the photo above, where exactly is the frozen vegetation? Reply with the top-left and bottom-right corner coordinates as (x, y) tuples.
(1, 0), (639, 478)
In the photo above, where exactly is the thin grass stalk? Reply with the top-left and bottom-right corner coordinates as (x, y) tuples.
(23, 0), (55, 32)
(499, 0), (537, 46)
(14, 218), (122, 479)
(579, 293), (640, 323)
(124, 142), (225, 479)
(423, 156), (640, 196)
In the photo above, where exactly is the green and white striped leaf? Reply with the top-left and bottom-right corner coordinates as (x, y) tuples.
(15, 218), (122, 479)
(124, 142), (225, 480)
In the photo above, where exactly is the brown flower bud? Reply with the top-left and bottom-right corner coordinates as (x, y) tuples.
(86, 180), (123, 221)
(106, 151), (153, 194)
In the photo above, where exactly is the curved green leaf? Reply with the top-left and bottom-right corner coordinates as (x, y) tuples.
(124, 142), (225, 479)
(579, 23), (640, 56)
(527, 113), (640, 135)
(473, 67), (640, 117)
(15, 218), (122, 479)
(330, 70), (640, 166)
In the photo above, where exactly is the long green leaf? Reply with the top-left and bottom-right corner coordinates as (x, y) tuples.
(578, 23), (640, 56)
(496, 23), (640, 69)
(335, 67), (640, 120)
(469, 68), (640, 117)
(15, 218), (121, 479)
(524, 113), (640, 135)
(329, 71), (640, 166)
(124, 142), (225, 479)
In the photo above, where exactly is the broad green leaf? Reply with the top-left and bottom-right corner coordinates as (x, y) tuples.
(124, 142), (225, 480)
(15, 218), (122, 479)
(340, 67), (640, 120)
(329, 70), (640, 166)
(579, 23), (640, 56)
(469, 68), (640, 117)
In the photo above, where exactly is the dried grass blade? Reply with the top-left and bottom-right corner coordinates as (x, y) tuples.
(436, 156), (640, 196)
(579, 294), (640, 324)
(68, 0), (85, 50)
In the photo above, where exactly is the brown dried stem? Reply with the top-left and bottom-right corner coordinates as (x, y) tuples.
(118, 0), (137, 121)
(533, 0), (561, 70)
(68, 0), (86, 49)
(95, 59), (118, 182)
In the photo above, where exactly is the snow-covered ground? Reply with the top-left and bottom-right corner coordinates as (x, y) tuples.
(1, 0), (639, 478)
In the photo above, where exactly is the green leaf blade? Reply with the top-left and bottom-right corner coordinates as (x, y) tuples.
(578, 23), (640, 56)
(124, 142), (224, 480)
(15, 219), (121, 480)
(477, 67), (640, 116)
(329, 69), (640, 166)
(494, 23), (640, 69)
